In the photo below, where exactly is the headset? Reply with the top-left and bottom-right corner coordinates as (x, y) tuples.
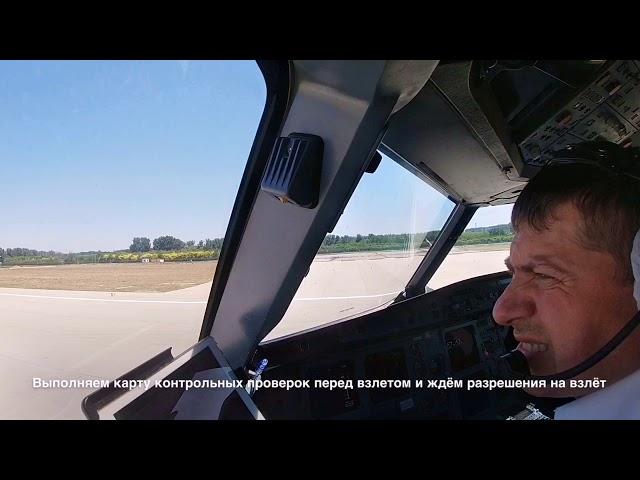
(498, 141), (640, 381)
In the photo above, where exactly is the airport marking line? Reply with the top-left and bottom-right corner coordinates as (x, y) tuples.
(0, 291), (400, 304)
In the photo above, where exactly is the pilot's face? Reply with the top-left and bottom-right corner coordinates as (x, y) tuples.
(492, 202), (639, 397)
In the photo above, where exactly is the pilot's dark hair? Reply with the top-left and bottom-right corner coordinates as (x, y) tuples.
(512, 146), (640, 284)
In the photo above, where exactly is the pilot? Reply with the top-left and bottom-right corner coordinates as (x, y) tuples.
(492, 142), (640, 419)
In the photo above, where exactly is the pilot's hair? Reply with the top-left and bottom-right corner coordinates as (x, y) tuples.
(512, 161), (640, 284)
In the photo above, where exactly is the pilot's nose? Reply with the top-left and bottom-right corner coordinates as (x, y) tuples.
(492, 281), (535, 327)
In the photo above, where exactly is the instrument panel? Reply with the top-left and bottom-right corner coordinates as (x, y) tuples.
(252, 271), (531, 419)
(519, 60), (640, 167)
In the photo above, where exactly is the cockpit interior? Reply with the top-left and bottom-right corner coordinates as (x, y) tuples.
(82, 60), (640, 420)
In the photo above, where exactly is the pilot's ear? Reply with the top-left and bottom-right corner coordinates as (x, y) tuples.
(632, 229), (640, 310)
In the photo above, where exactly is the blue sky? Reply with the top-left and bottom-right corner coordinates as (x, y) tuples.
(0, 61), (513, 253)
(332, 156), (456, 236)
(331, 156), (513, 236)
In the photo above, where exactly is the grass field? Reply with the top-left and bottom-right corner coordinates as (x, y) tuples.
(0, 261), (218, 292)
(0, 243), (512, 293)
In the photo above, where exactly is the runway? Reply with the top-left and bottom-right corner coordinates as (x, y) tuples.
(0, 247), (509, 419)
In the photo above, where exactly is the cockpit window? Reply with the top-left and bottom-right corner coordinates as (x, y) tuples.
(427, 204), (514, 291)
(0, 60), (266, 419)
(263, 153), (456, 341)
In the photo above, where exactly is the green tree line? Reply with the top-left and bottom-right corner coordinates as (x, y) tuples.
(129, 236), (224, 252)
(318, 224), (513, 253)
(1, 225), (513, 266)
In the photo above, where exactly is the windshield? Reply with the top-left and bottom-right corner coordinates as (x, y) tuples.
(427, 204), (514, 291)
(263, 153), (456, 341)
(0, 60), (266, 419)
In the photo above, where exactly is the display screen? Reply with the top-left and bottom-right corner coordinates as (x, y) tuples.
(444, 325), (480, 373)
(364, 348), (410, 404)
(307, 361), (360, 418)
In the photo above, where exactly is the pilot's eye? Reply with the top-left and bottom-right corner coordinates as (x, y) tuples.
(534, 272), (553, 280)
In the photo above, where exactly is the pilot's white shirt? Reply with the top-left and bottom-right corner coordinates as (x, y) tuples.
(554, 368), (640, 420)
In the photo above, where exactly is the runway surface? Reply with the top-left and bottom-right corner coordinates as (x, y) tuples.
(0, 247), (509, 419)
